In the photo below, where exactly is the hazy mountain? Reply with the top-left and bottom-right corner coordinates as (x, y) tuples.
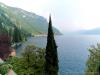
(0, 2), (61, 35)
(78, 28), (100, 35)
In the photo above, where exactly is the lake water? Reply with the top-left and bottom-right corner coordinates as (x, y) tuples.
(16, 35), (100, 75)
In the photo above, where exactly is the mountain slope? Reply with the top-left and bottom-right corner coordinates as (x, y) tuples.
(78, 28), (100, 35)
(0, 3), (61, 35)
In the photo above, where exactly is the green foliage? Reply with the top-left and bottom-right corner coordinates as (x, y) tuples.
(86, 44), (100, 75)
(20, 45), (45, 75)
(7, 45), (45, 75)
(0, 65), (9, 75)
(12, 26), (23, 43)
(0, 63), (12, 75)
(45, 16), (58, 75)
(6, 57), (21, 73)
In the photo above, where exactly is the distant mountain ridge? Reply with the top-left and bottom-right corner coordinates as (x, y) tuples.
(78, 28), (100, 35)
(0, 2), (61, 35)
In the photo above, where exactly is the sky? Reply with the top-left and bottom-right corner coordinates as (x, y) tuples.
(0, 0), (100, 33)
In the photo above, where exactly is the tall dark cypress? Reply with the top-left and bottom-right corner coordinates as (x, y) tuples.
(45, 15), (59, 75)
(13, 26), (22, 43)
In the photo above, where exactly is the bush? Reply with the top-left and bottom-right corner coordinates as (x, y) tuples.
(86, 44), (100, 75)
(0, 63), (12, 75)
(7, 45), (45, 75)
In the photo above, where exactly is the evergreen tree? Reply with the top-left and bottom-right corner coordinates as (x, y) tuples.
(12, 26), (22, 43)
(45, 15), (59, 75)
(0, 20), (8, 35)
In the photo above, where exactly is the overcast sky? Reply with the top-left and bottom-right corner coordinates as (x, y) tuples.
(0, 0), (100, 33)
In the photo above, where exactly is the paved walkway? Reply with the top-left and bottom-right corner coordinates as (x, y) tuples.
(6, 69), (16, 75)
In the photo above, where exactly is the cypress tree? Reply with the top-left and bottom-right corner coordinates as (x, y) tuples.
(13, 26), (22, 43)
(45, 15), (59, 75)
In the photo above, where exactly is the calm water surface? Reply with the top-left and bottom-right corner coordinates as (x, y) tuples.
(17, 35), (100, 75)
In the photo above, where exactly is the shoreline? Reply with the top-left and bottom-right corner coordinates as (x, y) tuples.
(33, 34), (62, 37)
